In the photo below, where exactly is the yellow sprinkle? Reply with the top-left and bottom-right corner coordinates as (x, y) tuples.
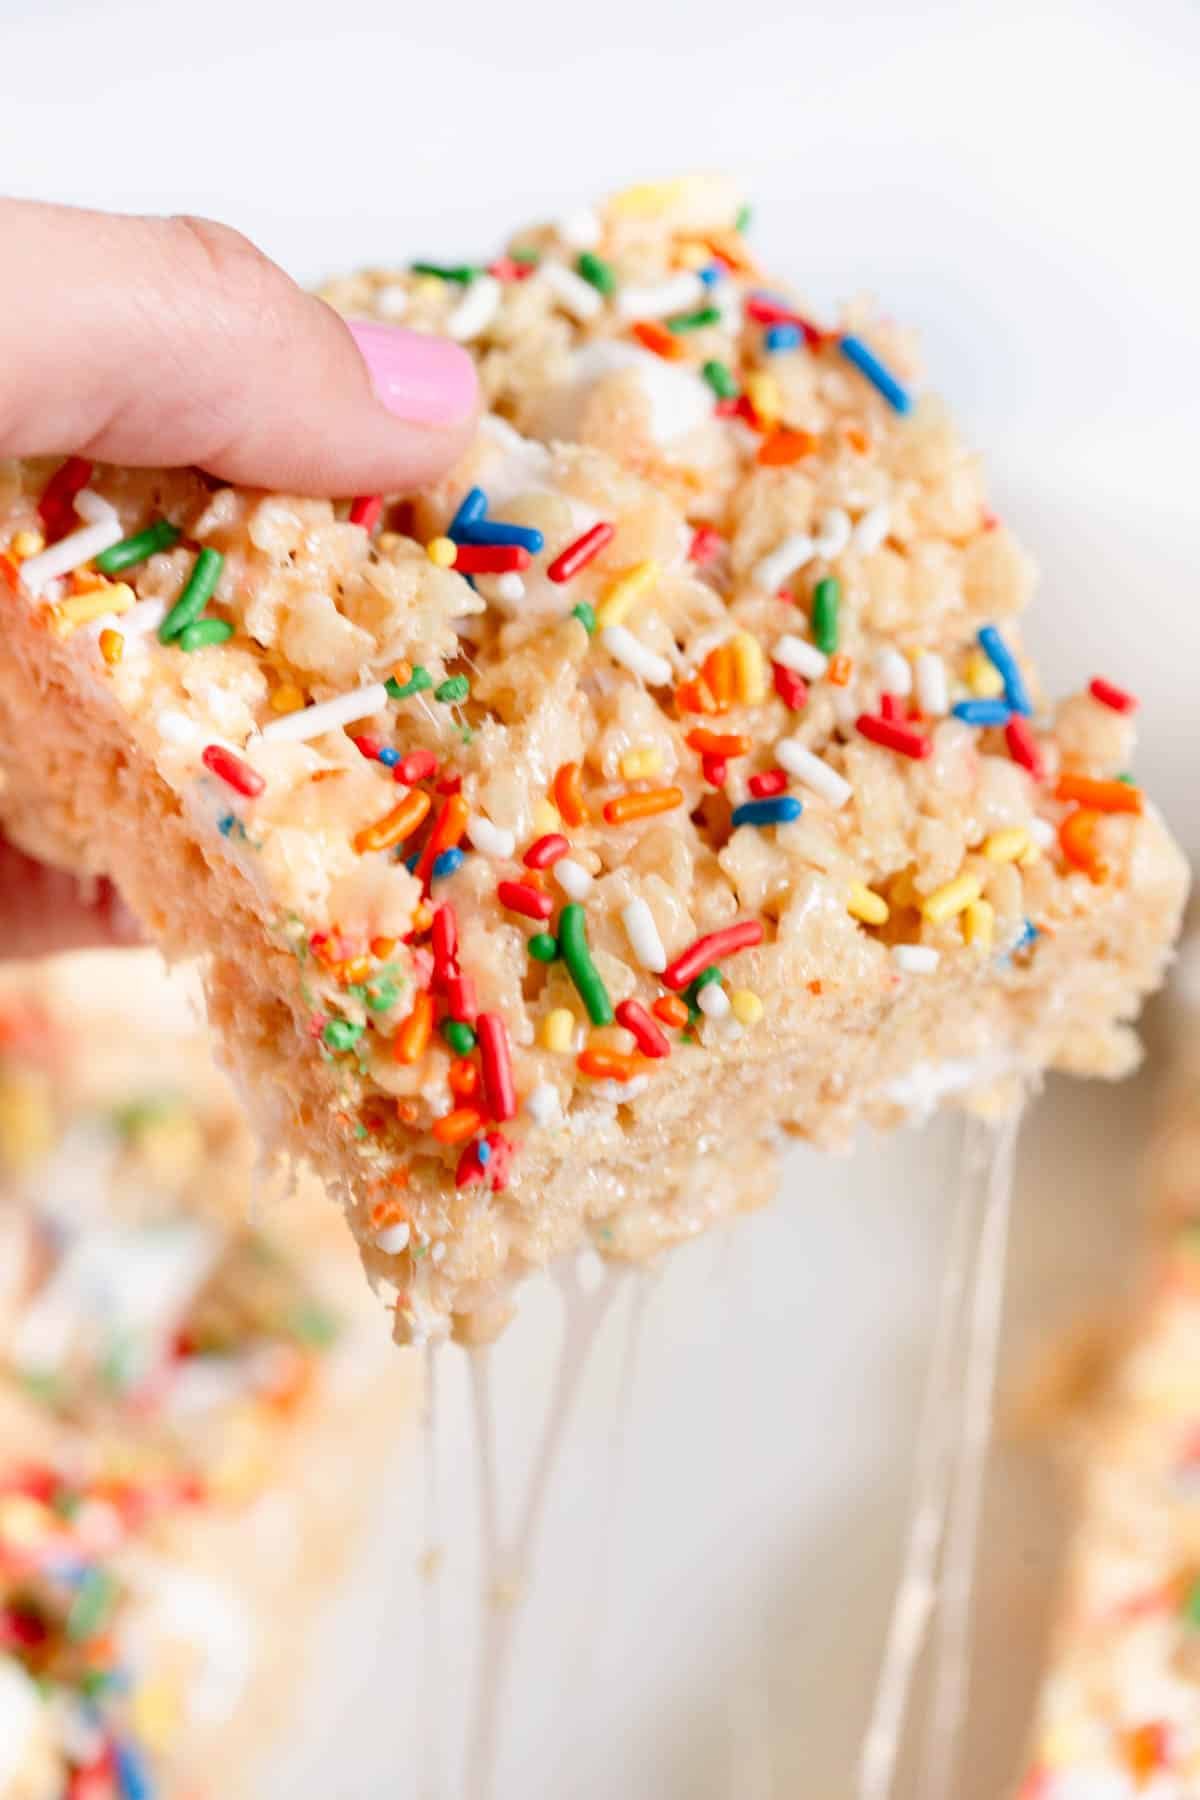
(620, 746), (663, 781)
(847, 881), (890, 926)
(48, 582), (134, 637)
(730, 630), (767, 705)
(921, 872), (983, 924)
(964, 648), (1005, 699)
(426, 536), (457, 569)
(596, 559), (659, 630)
(606, 178), (691, 218)
(532, 797), (561, 836)
(745, 371), (781, 431)
(98, 627), (124, 667)
(11, 529), (44, 560)
(983, 828), (1029, 863)
(730, 988), (763, 1025)
(541, 1008), (576, 1054)
(270, 682), (306, 715)
(963, 898), (995, 949)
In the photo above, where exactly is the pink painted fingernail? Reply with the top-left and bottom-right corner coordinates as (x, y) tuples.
(349, 321), (478, 428)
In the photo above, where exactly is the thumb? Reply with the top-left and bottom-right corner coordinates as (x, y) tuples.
(0, 199), (478, 496)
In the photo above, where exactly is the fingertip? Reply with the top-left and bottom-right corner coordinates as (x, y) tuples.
(348, 321), (479, 430)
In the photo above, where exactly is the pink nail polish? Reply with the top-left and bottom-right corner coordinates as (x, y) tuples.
(349, 321), (478, 428)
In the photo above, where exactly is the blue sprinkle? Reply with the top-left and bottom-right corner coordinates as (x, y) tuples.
(977, 624), (1032, 717)
(217, 812), (237, 838)
(431, 848), (464, 880)
(448, 485), (488, 537)
(731, 796), (803, 829)
(114, 1739), (155, 1800)
(453, 519), (545, 554)
(377, 746), (400, 768)
(952, 699), (1011, 727)
(403, 852), (420, 872)
(476, 1139), (492, 1165)
(764, 323), (802, 353)
(1013, 918), (1039, 955)
(838, 335), (912, 415)
(697, 263), (723, 288)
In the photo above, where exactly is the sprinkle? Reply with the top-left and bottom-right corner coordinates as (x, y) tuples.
(443, 971), (476, 1020)
(259, 680), (388, 745)
(603, 785), (683, 825)
(952, 698), (1011, 727)
(602, 625), (672, 687)
(48, 582), (135, 636)
(541, 1008), (576, 1052)
(467, 814), (515, 858)
(653, 994), (689, 1028)
(394, 992), (434, 1064)
(1005, 716), (1043, 779)
(435, 675), (470, 704)
(525, 832), (569, 870)
(476, 1013), (517, 1121)
(179, 617), (234, 651)
(963, 899), (995, 949)
(617, 271), (704, 319)
(730, 631), (767, 704)
(977, 625), (1032, 716)
(452, 542), (531, 575)
(432, 848), (464, 880)
(201, 744), (264, 798)
(529, 932), (559, 961)
(964, 648), (1006, 699)
(154, 546), (223, 643)
(37, 455), (93, 536)
(1056, 773), (1142, 814)
(349, 494), (384, 531)
(621, 897), (667, 972)
(703, 642), (735, 709)
(445, 273), (502, 341)
(772, 663), (808, 709)
(388, 665), (434, 702)
(271, 683), (306, 715)
(596, 560), (659, 629)
(415, 794), (470, 886)
(324, 1018), (364, 1052)
(893, 944), (940, 973)
(19, 514), (124, 595)
(697, 981), (730, 1019)
(631, 319), (686, 360)
(984, 828), (1029, 863)
(1089, 676), (1138, 714)
(922, 873), (983, 924)
(663, 920), (764, 990)
(753, 535), (815, 593)
(433, 1106), (485, 1144)
(354, 790), (432, 854)
(701, 752), (727, 786)
(744, 371), (782, 429)
(838, 334), (912, 413)
(764, 323), (802, 352)
(1012, 918), (1039, 955)
(553, 762), (588, 826)
(542, 259), (604, 320)
(547, 522), (614, 584)
(375, 1218), (411, 1255)
(811, 577), (840, 654)
(555, 858), (593, 900)
(874, 646), (912, 697)
(813, 509), (852, 561)
(578, 1045), (646, 1082)
(702, 359), (738, 399)
(614, 998), (670, 1058)
(392, 750), (438, 786)
(857, 713), (932, 759)
(493, 572), (526, 605)
(687, 728), (750, 756)
(454, 519), (545, 554)
(772, 633), (827, 680)
(411, 261), (478, 283)
(745, 294), (822, 345)
(577, 250), (616, 295)
(526, 1082), (562, 1127)
(448, 487), (488, 536)
(95, 518), (181, 575)
(848, 882), (889, 925)
(730, 989), (763, 1025)
(497, 879), (554, 921)
(852, 503), (891, 555)
(426, 536), (458, 567)
(98, 627), (124, 666)
(666, 304), (721, 334)
(748, 768), (787, 798)
(10, 529), (43, 558)
(558, 905), (613, 1027)
(914, 651), (949, 717)
(620, 747), (663, 781)
(731, 796), (802, 830)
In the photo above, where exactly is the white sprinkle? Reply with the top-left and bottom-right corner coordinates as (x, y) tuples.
(812, 507), (852, 561)
(18, 517), (124, 596)
(493, 572), (525, 604)
(893, 945), (940, 974)
(374, 1220), (411, 1255)
(541, 260), (603, 322)
(616, 271), (704, 320)
(1029, 816), (1055, 850)
(602, 624), (672, 687)
(374, 282), (410, 320)
(717, 284), (743, 336)
(622, 897), (666, 973)
(117, 598), (167, 640)
(446, 273), (502, 343)
(773, 633), (828, 680)
(776, 739), (852, 809)
(257, 681), (388, 745)
(466, 814), (515, 859)
(698, 982), (730, 1019)
(73, 487), (119, 526)
(556, 207), (602, 250)
(914, 650), (949, 717)
(874, 645), (913, 697)
(526, 1082), (562, 1128)
(753, 534), (816, 593)
(555, 858), (592, 900)
(853, 502), (890, 555)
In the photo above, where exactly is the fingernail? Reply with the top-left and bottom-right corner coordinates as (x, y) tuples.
(349, 321), (478, 428)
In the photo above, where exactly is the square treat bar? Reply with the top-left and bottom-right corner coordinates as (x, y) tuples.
(0, 177), (1187, 1344)
(1019, 918), (1200, 1798)
(0, 957), (414, 1799)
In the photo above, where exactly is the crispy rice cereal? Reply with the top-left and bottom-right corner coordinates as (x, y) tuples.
(0, 178), (1187, 1344)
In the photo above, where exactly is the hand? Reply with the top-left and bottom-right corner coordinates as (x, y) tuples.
(0, 196), (480, 956)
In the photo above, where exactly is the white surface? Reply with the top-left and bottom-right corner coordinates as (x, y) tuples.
(3, 3), (1198, 1794)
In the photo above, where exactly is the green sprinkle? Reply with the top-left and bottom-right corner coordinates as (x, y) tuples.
(323, 1019), (364, 1052)
(386, 666), (433, 701)
(442, 1019), (477, 1055)
(411, 261), (478, 283)
(94, 518), (180, 575)
(577, 251), (616, 296)
(365, 979), (399, 1013)
(702, 359), (738, 400)
(178, 617), (234, 652)
(735, 204), (753, 234)
(159, 547), (224, 643)
(666, 306), (721, 335)
(571, 602), (596, 634)
(558, 903), (613, 1026)
(1183, 1577), (1200, 1629)
(685, 966), (724, 1008)
(812, 576), (840, 655)
(510, 246), (541, 266)
(435, 675), (470, 704)
(68, 1569), (117, 1644)
(528, 932), (559, 963)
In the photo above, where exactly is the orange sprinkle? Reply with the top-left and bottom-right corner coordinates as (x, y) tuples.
(577, 1047), (647, 1082)
(98, 628), (124, 666)
(354, 789), (431, 855)
(702, 229), (760, 275)
(652, 995), (689, 1028)
(393, 991), (434, 1064)
(631, 319), (685, 361)
(553, 761), (588, 827)
(371, 936), (397, 959)
(602, 786), (684, 825)
(675, 674), (718, 715)
(1055, 773), (1143, 815)
(339, 956), (373, 985)
(686, 728), (751, 756)
(415, 793), (469, 885)
(432, 1105), (484, 1144)
(757, 428), (818, 467)
(702, 643), (735, 710)
(1059, 807), (1108, 880)
(449, 1057), (479, 1099)
(390, 659), (413, 687)
(827, 653), (853, 687)
(395, 1099), (420, 1126)
(410, 902), (434, 935)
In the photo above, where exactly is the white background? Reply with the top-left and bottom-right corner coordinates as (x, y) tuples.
(2, 2), (1197, 1795)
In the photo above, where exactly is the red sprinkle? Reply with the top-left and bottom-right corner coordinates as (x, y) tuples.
(773, 663), (808, 710)
(524, 832), (569, 870)
(663, 920), (765, 991)
(443, 973), (477, 1024)
(436, 773), (464, 795)
(688, 526), (724, 565)
(546, 521), (614, 584)
(431, 903), (458, 978)
(615, 998), (671, 1059)
(452, 543), (531, 575)
(351, 734), (382, 761)
(201, 744), (265, 798)
(393, 749), (439, 785)
(349, 495), (383, 532)
(880, 692), (904, 723)
(1005, 715), (1045, 780)
(745, 295), (823, 346)
(456, 1130), (513, 1190)
(477, 1012), (517, 1121)
(749, 768), (788, 798)
(856, 714), (932, 760)
(37, 456), (93, 540)
(701, 752), (728, 787)
(1089, 676), (1138, 715)
(497, 879), (553, 922)
(489, 256), (537, 282)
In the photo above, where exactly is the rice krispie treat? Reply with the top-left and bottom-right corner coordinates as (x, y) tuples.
(0, 962), (414, 1798)
(0, 178), (1186, 1344)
